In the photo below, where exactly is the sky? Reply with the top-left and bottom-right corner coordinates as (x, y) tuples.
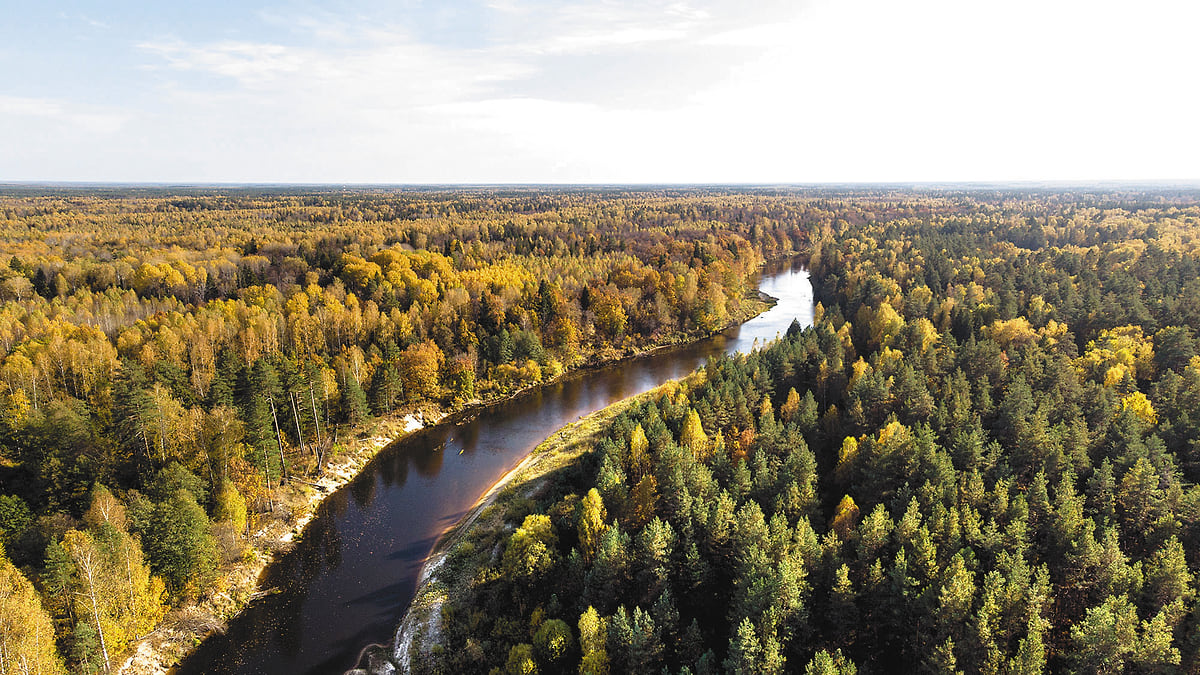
(1, 0), (1198, 183)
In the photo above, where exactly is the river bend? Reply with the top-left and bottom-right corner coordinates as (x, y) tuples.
(174, 260), (813, 674)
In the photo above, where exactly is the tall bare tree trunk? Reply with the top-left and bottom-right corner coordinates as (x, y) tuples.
(76, 551), (111, 672)
(268, 397), (288, 484)
(309, 384), (323, 445)
(289, 392), (306, 456)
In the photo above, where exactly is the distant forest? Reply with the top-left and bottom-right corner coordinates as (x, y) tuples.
(0, 187), (806, 673)
(406, 188), (1200, 674)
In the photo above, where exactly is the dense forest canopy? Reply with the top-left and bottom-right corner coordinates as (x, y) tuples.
(3, 186), (1200, 673)
(0, 187), (809, 672)
(399, 187), (1200, 675)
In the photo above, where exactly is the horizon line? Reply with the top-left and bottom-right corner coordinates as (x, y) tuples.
(3, 179), (1200, 190)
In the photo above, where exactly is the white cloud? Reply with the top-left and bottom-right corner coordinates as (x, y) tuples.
(56, 12), (110, 30)
(0, 95), (128, 134)
(140, 41), (306, 86)
(3, 0), (1198, 181)
(531, 26), (688, 55)
(139, 22), (532, 103)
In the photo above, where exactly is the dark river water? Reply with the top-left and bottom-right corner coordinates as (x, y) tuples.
(173, 260), (813, 675)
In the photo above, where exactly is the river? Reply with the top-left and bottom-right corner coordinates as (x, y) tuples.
(173, 260), (813, 675)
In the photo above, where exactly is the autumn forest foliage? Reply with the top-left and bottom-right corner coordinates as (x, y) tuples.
(0, 187), (805, 672)
(407, 188), (1200, 675)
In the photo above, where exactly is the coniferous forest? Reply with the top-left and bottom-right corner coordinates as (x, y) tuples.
(2, 186), (1200, 674)
(405, 188), (1200, 675)
(0, 187), (798, 673)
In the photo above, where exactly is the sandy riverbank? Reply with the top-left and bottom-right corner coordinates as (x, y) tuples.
(117, 411), (443, 675)
(354, 286), (781, 673)
(119, 286), (773, 675)
(375, 378), (693, 675)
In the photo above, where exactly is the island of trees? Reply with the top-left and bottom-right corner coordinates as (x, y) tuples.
(0, 187), (805, 672)
(398, 187), (1200, 674)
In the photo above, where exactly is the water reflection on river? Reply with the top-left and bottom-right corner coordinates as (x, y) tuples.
(174, 260), (813, 675)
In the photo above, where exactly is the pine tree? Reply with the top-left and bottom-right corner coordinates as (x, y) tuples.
(369, 360), (401, 414)
(342, 373), (370, 427)
(144, 490), (218, 599)
(0, 495), (31, 554)
(829, 564), (858, 647)
(802, 649), (857, 675)
(40, 538), (73, 635)
(636, 517), (674, 600)
(723, 618), (761, 675)
(925, 638), (962, 675)
(796, 390), (819, 434)
(1068, 595), (1139, 674)
(585, 525), (630, 612)
(1143, 536), (1194, 613)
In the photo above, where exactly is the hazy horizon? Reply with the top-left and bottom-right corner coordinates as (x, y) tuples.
(4, 180), (1200, 190)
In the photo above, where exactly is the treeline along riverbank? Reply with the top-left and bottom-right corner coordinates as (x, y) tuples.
(389, 187), (1200, 674)
(0, 186), (809, 673)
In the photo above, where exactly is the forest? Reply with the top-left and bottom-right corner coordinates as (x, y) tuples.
(404, 188), (1200, 674)
(0, 187), (808, 673)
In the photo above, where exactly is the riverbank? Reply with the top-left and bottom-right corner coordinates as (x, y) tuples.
(372, 379), (689, 675)
(354, 287), (784, 673)
(118, 410), (445, 675)
(116, 291), (772, 675)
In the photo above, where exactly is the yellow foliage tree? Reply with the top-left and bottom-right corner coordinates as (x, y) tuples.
(987, 317), (1037, 350)
(1079, 325), (1156, 384)
(848, 358), (872, 390)
(1120, 392), (1158, 425)
(62, 530), (116, 672)
(590, 287), (627, 342)
(876, 419), (910, 451)
(577, 489), (606, 563)
(630, 474), (658, 529)
(780, 387), (801, 424)
(628, 424), (649, 476)
(680, 409), (708, 459)
(578, 606), (609, 675)
(214, 479), (249, 535)
(0, 551), (65, 675)
(836, 437), (859, 484)
(400, 340), (445, 401)
(65, 489), (167, 669)
(869, 302), (904, 349)
(831, 495), (861, 541)
(911, 317), (940, 354)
